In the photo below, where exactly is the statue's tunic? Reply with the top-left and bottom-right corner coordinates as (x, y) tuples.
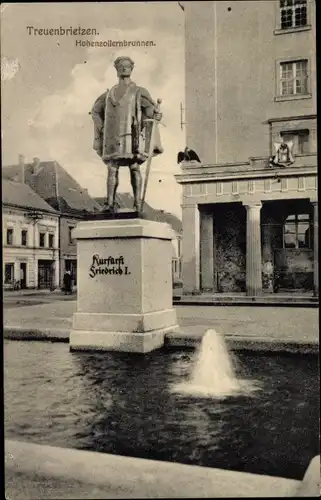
(91, 81), (163, 166)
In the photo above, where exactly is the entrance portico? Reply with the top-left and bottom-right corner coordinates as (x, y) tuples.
(176, 155), (317, 297)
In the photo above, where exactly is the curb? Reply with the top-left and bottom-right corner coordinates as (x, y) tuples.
(4, 290), (64, 297)
(165, 331), (319, 354)
(4, 326), (70, 343)
(173, 299), (319, 308)
(226, 336), (319, 354)
(4, 326), (318, 354)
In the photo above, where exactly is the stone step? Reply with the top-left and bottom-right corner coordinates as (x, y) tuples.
(174, 295), (318, 307)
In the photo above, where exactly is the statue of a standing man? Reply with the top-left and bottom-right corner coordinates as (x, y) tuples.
(91, 56), (163, 213)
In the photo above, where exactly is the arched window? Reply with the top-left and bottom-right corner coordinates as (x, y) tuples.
(283, 213), (312, 249)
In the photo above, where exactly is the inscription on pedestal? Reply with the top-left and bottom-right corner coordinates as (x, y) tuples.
(89, 254), (131, 278)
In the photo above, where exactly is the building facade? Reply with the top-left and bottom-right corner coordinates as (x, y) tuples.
(59, 216), (80, 287)
(3, 180), (60, 289)
(176, 0), (317, 296)
(2, 156), (101, 288)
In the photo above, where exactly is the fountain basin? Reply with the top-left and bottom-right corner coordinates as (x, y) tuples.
(4, 339), (318, 481)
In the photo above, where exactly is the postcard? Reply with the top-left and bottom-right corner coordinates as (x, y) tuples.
(2, 2), (318, 498)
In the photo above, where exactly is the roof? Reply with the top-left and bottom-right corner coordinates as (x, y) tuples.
(3, 161), (101, 215)
(155, 211), (182, 233)
(95, 193), (182, 233)
(95, 193), (137, 211)
(2, 165), (24, 181)
(2, 179), (58, 213)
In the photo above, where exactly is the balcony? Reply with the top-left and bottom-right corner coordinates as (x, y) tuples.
(176, 153), (317, 183)
(249, 153), (317, 171)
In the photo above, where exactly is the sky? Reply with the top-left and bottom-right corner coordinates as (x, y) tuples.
(1, 2), (185, 217)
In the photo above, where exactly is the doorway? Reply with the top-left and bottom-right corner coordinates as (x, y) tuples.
(20, 262), (27, 289)
(65, 259), (77, 286)
(38, 260), (54, 289)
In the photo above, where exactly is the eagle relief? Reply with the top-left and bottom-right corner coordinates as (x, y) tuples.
(89, 254), (131, 278)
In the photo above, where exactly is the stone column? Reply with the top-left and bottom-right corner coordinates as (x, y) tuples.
(245, 203), (263, 296)
(182, 204), (200, 294)
(312, 201), (318, 296)
(200, 210), (215, 291)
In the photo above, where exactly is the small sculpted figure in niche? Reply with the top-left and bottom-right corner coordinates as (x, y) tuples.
(269, 139), (294, 168)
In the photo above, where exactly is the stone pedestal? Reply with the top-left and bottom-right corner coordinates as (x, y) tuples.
(245, 203), (263, 296)
(69, 218), (179, 353)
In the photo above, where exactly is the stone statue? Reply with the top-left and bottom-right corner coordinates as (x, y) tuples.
(91, 56), (163, 213)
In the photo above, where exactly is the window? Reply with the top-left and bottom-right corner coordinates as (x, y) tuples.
(4, 263), (14, 284)
(280, 130), (309, 154)
(21, 230), (28, 246)
(280, 0), (307, 30)
(280, 60), (308, 96)
(7, 228), (13, 245)
(48, 234), (54, 248)
(172, 259), (178, 274)
(177, 238), (182, 258)
(68, 226), (74, 244)
(39, 232), (46, 248)
(284, 213), (311, 249)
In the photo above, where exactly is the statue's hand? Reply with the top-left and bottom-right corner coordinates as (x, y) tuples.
(154, 112), (162, 122)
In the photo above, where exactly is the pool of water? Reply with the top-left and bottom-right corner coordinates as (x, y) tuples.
(4, 340), (319, 480)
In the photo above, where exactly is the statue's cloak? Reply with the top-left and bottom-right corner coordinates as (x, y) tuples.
(91, 81), (163, 166)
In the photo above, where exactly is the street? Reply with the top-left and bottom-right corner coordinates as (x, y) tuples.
(3, 292), (318, 343)
(4, 292), (76, 309)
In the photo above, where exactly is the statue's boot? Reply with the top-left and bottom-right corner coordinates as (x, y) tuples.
(133, 201), (142, 215)
(100, 202), (115, 214)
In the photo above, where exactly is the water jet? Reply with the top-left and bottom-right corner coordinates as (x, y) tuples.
(172, 329), (260, 399)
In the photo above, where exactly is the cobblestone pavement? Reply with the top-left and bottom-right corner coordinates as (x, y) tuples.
(5, 470), (117, 500)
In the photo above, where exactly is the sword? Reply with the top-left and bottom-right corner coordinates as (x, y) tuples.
(141, 98), (162, 212)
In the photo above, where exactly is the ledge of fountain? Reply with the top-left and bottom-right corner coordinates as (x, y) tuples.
(294, 455), (320, 497)
(225, 336), (319, 354)
(5, 439), (301, 498)
(4, 325), (319, 354)
(164, 327), (319, 354)
(3, 326), (70, 342)
(164, 326), (206, 348)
